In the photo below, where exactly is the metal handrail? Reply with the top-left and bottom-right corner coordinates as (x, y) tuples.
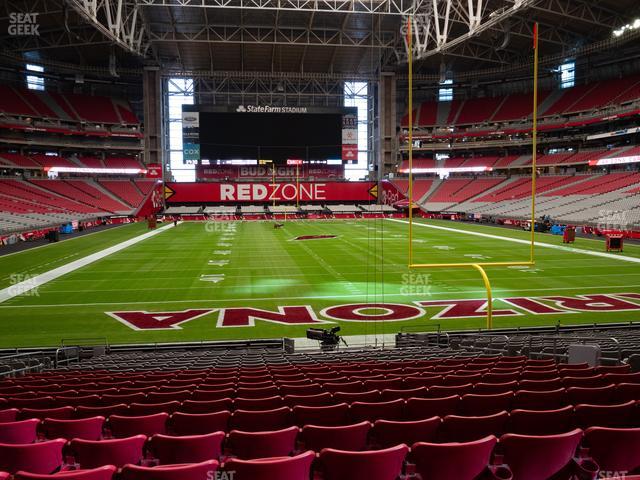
(526, 335), (622, 363)
(54, 347), (81, 369)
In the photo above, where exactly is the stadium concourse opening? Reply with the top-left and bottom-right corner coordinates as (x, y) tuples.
(2, 0), (640, 477)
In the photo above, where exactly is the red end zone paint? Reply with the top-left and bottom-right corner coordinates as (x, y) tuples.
(321, 303), (424, 322)
(417, 299), (521, 319)
(106, 309), (214, 330)
(217, 306), (330, 328)
(106, 293), (640, 330)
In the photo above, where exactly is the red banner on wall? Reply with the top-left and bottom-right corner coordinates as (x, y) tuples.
(165, 181), (376, 204)
(196, 164), (344, 180)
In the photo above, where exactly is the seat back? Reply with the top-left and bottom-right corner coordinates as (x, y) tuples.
(371, 417), (440, 449)
(499, 429), (583, 480)
(0, 419), (40, 444)
(300, 421), (371, 452)
(318, 444), (409, 480)
(410, 435), (497, 480)
(14, 466), (117, 480)
(584, 427), (640, 473)
(228, 426), (298, 459)
(222, 450), (314, 480)
(120, 460), (219, 480)
(149, 432), (224, 464)
(41, 416), (105, 441)
(0, 439), (66, 474)
(70, 435), (147, 469)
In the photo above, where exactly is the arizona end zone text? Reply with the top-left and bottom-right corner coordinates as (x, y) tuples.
(220, 183), (326, 202)
(107, 293), (640, 330)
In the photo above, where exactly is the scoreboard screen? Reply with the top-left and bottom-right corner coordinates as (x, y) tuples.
(182, 105), (358, 164)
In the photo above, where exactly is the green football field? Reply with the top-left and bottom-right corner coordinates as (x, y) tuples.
(1, 218), (640, 348)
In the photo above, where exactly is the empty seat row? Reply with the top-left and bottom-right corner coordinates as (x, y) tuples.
(2, 399), (639, 448)
(1, 426), (639, 480)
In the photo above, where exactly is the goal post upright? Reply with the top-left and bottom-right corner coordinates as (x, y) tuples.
(530, 22), (539, 264)
(407, 16), (414, 266)
(405, 23), (540, 330)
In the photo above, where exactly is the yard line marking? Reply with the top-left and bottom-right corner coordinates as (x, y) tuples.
(4, 284), (640, 308)
(387, 219), (640, 264)
(0, 222), (177, 304)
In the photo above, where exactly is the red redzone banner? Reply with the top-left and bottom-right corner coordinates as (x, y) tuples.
(107, 293), (640, 330)
(165, 181), (376, 203)
(196, 165), (344, 180)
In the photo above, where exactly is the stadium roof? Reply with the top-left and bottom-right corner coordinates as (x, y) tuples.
(1, 0), (639, 78)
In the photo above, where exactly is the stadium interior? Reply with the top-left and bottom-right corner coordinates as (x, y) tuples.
(1, 0), (640, 478)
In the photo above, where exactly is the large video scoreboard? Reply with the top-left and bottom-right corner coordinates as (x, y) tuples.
(182, 105), (358, 165)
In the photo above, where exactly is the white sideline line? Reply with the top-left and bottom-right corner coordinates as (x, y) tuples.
(387, 219), (640, 264)
(0, 222), (177, 304)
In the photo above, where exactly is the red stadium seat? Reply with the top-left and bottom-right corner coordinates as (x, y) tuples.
(0, 409), (18, 423)
(518, 378), (563, 391)
(322, 381), (363, 394)
(614, 383), (640, 403)
(410, 435), (498, 480)
(584, 427), (640, 474)
(127, 402), (180, 416)
(371, 417), (440, 448)
(333, 390), (381, 403)
(300, 421), (371, 452)
(230, 407), (292, 432)
(222, 450), (314, 480)
(120, 460), (219, 480)
(482, 372), (520, 384)
(278, 384), (322, 396)
(438, 411), (509, 443)
(148, 432), (224, 464)
(0, 419), (40, 444)
(191, 389), (235, 401)
(402, 375), (444, 389)
(603, 372), (640, 384)
(0, 438), (66, 474)
(513, 388), (568, 410)
(508, 406), (576, 435)
(41, 416), (105, 441)
(362, 378), (404, 391)
(100, 393), (147, 405)
(318, 444), (409, 480)
(283, 392), (335, 407)
(228, 426), (298, 459)
(75, 404), (128, 419)
(567, 385), (616, 405)
(170, 411), (230, 436)
(499, 429), (584, 480)
(405, 395), (460, 420)
(235, 386), (279, 398)
(561, 375), (609, 388)
(380, 386), (428, 401)
(292, 403), (350, 427)
(19, 406), (75, 421)
(574, 401), (637, 429)
(14, 466), (117, 480)
(179, 398), (233, 414)
(349, 399), (404, 422)
(69, 435), (147, 469)
(459, 391), (513, 416)
(429, 384), (474, 397)
(54, 395), (101, 408)
(473, 381), (518, 395)
(233, 396), (285, 411)
(109, 413), (169, 438)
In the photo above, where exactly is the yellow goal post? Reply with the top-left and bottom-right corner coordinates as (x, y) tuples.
(405, 20), (541, 329)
